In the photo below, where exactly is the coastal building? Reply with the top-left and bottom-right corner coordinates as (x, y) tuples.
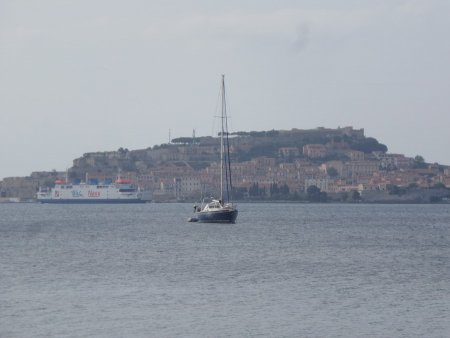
(338, 126), (365, 138)
(178, 176), (201, 194)
(343, 161), (379, 180)
(374, 152), (414, 170)
(278, 147), (301, 159)
(320, 161), (344, 177)
(344, 150), (365, 161)
(303, 144), (328, 159)
(0, 177), (38, 200)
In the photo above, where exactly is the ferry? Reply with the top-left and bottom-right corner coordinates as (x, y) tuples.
(37, 178), (149, 204)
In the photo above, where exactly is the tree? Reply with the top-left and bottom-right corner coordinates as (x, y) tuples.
(413, 155), (427, 169)
(387, 184), (405, 195)
(307, 185), (320, 195)
(280, 184), (289, 195)
(232, 187), (246, 200)
(332, 135), (342, 143)
(249, 183), (265, 197)
(350, 137), (388, 153)
(430, 196), (442, 203)
(327, 167), (339, 178)
(352, 190), (361, 201)
(414, 155), (425, 163)
(341, 191), (349, 202)
(171, 137), (194, 144)
(307, 185), (328, 202)
(269, 183), (279, 196)
(433, 182), (446, 189)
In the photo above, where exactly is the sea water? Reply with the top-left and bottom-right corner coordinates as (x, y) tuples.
(1, 203), (449, 337)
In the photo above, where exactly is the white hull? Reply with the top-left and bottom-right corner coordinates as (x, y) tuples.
(37, 180), (148, 203)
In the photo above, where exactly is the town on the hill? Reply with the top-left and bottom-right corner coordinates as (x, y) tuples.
(1, 126), (450, 203)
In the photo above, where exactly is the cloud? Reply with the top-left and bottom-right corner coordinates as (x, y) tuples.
(292, 24), (310, 53)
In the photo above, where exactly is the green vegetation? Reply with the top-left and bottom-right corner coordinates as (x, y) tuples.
(345, 136), (388, 153)
(147, 127), (389, 165)
(306, 185), (328, 202)
(327, 167), (339, 178)
(269, 183), (290, 198)
(352, 190), (361, 201)
(248, 183), (266, 197)
(231, 130), (280, 137)
(171, 137), (195, 144)
(387, 184), (406, 195)
(413, 155), (427, 169)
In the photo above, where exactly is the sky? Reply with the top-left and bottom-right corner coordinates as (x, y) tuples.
(1, 0), (449, 179)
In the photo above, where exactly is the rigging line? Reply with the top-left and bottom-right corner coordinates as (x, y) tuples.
(221, 75), (227, 202)
(222, 75), (229, 202)
(225, 121), (233, 201)
(225, 138), (232, 201)
(222, 76), (234, 202)
(223, 81), (233, 202)
(224, 150), (230, 201)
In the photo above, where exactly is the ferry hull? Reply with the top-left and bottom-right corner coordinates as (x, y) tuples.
(196, 209), (238, 223)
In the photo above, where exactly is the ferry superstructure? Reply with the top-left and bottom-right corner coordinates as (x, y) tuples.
(37, 178), (148, 203)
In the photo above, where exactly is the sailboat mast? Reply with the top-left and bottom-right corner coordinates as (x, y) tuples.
(220, 74), (225, 201)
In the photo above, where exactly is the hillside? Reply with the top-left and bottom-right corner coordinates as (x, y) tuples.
(2, 126), (450, 203)
(69, 126), (386, 177)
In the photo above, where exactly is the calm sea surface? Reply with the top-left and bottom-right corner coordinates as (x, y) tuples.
(1, 203), (449, 337)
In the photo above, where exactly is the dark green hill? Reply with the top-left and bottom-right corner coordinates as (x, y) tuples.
(70, 127), (387, 176)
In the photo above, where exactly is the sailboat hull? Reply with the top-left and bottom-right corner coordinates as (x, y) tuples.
(196, 209), (238, 224)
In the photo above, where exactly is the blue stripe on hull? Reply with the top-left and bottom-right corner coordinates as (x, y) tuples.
(196, 209), (238, 223)
(38, 199), (147, 204)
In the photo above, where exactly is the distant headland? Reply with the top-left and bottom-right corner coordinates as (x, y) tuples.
(1, 126), (449, 203)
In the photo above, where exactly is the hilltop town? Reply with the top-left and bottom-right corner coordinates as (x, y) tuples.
(1, 126), (450, 203)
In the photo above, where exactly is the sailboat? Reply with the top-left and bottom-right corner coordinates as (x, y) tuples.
(191, 75), (238, 223)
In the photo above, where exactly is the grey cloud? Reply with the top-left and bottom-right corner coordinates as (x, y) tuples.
(292, 24), (310, 52)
